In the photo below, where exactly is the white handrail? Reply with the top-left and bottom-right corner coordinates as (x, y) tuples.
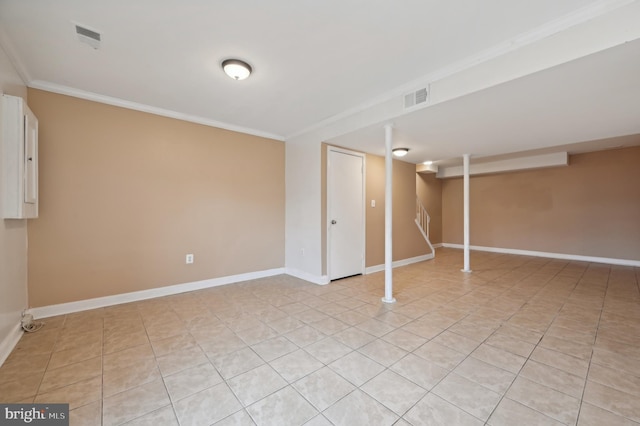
(415, 197), (434, 254)
(416, 197), (430, 239)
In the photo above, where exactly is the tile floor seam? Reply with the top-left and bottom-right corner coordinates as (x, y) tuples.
(5, 252), (639, 426)
(120, 312), (169, 426)
(507, 263), (604, 426)
(405, 333), (485, 422)
(100, 319), (105, 426)
(361, 370), (429, 419)
(575, 267), (611, 426)
(31, 323), (62, 399)
(487, 396), (572, 426)
(474, 297), (557, 425)
(156, 352), (183, 426)
(581, 380), (640, 424)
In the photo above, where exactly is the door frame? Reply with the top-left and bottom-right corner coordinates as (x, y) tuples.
(326, 146), (366, 281)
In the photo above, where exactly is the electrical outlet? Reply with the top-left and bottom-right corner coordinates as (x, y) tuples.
(186, 254), (194, 264)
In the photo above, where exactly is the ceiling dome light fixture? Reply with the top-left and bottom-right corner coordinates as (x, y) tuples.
(222, 59), (252, 80)
(392, 148), (409, 157)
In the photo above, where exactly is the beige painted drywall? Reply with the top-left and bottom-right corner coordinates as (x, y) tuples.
(442, 145), (640, 260)
(26, 89), (285, 307)
(321, 146), (430, 274)
(365, 154), (430, 267)
(0, 46), (29, 355)
(416, 172), (443, 245)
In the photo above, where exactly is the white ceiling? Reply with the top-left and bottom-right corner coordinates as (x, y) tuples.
(1, 0), (639, 162)
(331, 37), (640, 165)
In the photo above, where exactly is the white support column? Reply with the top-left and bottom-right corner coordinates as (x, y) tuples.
(462, 153), (472, 273)
(382, 124), (396, 303)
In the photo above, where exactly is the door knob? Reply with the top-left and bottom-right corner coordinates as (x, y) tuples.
(331, 220), (337, 225)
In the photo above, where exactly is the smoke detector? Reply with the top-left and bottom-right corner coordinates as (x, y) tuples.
(75, 24), (101, 49)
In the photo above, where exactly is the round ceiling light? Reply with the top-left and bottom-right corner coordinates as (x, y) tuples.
(392, 148), (409, 157)
(222, 59), (252, 80)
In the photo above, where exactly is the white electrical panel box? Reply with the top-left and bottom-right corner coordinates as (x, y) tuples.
(2, 94), (38, 219)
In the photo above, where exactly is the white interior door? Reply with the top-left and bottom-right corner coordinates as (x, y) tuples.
(328, 148), (364, 280)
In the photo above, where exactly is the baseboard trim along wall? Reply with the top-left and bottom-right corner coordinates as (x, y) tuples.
(285, 268), (330, 285)
(365, 253), (435, 275)
(31, 243), (635, 321)
(0, 323), (23, 367)
(442, 243), (640, 267)
(30, 267), (286, 319)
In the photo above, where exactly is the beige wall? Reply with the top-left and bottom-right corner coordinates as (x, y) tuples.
(416, 172), (443, 245)
(26, 89), (285, 307)
(365, 154), (430, 267)
(320, 146), (429, 273)
(0, 46), (29, 357)
(442, 146), (640, 260)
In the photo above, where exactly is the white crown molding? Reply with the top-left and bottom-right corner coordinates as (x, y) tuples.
(27, 80), (285, 141)
(287, 0), (636, 141)
(364, 253), (435, 275)
(0, 27), (32, 84)
(29, 267), (285, 319)
(0, 323), (23, 368)
(442, 243), (640, 267)
(4, 1), (632, 143)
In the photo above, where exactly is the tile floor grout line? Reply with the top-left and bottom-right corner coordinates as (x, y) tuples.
(31, 314), (66, 401)
(101, 313), (105, 426)
(7, 251), (640, 425)
(466, 260), (580, 425)
(575, 302), (603, 425)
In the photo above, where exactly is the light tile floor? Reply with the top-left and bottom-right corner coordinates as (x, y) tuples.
(1, 248), (640, 425)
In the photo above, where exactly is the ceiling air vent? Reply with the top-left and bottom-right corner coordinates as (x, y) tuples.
(404, 86), (429, 109)
(75, 24), (101, 49)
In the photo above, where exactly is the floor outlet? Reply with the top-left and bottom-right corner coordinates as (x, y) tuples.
(21, 313), (34, 329)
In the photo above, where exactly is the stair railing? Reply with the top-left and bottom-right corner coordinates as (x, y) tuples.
(415, 197), (435, 254)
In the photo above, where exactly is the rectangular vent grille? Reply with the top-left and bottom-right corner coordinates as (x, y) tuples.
(404, 93), (415, 109)
(404, 86), (429, 109)
(75, 24), (101, 49)
(75, 25), (101, 41)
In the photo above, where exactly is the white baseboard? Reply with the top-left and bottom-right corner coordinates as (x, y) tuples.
(0, 323), (23, 367)
(365, 253), (435, 274)
(285, 268), (330, 285)
(432, 243), (444, 249)
(30, 267), (285, 319)
(441, 243), (640, 267)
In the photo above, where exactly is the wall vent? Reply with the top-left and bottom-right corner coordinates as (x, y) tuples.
(75, 24), (101, 49)
(404, 86), (429, 109)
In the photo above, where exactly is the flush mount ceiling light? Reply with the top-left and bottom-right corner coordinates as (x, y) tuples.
(392, 148), (409, 157)
(222, 59), (252, 80)
(423, 161), (433, 165)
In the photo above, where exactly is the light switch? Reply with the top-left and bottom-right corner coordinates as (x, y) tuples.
(371, 200), (376, 207)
